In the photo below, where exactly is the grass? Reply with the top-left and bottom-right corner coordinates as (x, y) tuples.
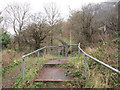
(83, 42), (119, 88)
(13, 55), (64, 88)
(58, 56), (86, 88)
(3, 43), (119, 88)
(13, 57), (47, 88)
(13, 54), (87, 88)
(2, 59), (22, 88)
(57, 42), (119, 88)
(2, 60), (21, 76)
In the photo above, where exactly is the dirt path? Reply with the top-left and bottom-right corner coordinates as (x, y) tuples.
(2, 64), (21, 88)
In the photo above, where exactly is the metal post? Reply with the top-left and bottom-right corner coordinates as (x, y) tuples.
(62, 46), (64, 56)
(84, 55), (87, 78)
(58, 47), (60, 56)
(56, 47), (58, 56)
(65, 45), (68, 56)
(22, 57), (25, 81)
(44, 49), (47, 55)
(54, 47), (56, 55)
(46, 48), (47, 54)
(78, 43), (80, 59)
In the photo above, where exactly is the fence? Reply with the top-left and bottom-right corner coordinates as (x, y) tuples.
(21, 43), (120, 81)
(21, 44), (78, 81)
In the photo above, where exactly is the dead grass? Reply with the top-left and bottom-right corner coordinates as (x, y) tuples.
(43, 54), (54, 60)
(85, 47), (97, 53)
(84, 42), (119, 88)
(2, 49), (23, 67)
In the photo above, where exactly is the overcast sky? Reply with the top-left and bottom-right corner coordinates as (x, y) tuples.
(0, 0), (117, 34)
(0, 0), (108, 18)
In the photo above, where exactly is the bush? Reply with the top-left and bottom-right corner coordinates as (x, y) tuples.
(0, 32), (11, 48)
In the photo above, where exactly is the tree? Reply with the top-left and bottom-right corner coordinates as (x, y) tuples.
(100, 2), (118, 33)
(20, 13), (50, 50)
(4, 3), (30, 49)
(81, 4), (100, 43)
(44, 2), (61, 46)
(67, 3), (100, 47)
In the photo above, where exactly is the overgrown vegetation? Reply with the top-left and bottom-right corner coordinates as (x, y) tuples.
(2, 60), (21, 76)
(0, 30), (11, 48)
(13, 55), (64, 88)
(85, 42), (119, 88)
(58, 43), (119, 88)
(1, 1), (119, 88)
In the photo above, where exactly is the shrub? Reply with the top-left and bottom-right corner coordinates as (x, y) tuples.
(0, 32), (11, 48)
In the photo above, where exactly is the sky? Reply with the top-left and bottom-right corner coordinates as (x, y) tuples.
(0, 0), (117, 34)
(0, 0), (108, 18)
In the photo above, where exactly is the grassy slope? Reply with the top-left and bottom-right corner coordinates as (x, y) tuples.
(2, 42), (119, 88)
(83, 42), (119, 88)
(13, 55), (64, 88)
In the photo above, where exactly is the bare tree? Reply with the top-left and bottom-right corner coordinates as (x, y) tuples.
(67, 3), (101, 47)
(44, 2), (61, 46)
(4, 3), (30, 49)
(81, 4), (100, 43)
(20, 13), (50, 50)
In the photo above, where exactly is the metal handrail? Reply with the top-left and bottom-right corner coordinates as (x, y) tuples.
(22, 44), (78, 58)
(21, 44), (78, 81)
(21, 43), (119, 81)
(78, 43), (120, 75)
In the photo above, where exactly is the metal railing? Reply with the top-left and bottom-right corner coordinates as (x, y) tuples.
(78, 43), (120, 77)
(21, 44), (78, 81)
(21, 43), (120, 81)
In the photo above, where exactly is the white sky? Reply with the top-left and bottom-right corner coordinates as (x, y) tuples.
(0, 0), (117, 34)
(0, 0), (108, 18)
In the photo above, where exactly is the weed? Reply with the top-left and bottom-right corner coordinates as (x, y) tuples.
(13, 56), (62, 88)
(2, 60), (21, 76)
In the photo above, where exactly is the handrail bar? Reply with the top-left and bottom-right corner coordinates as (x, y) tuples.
(21, 44), (78, 81)
(22, 44), (78, 58)
(78, 44), (120, 74)
(22, 46), (46, 58)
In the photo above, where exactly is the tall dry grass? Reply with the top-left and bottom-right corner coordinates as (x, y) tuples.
(84, 42), (119, 88)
